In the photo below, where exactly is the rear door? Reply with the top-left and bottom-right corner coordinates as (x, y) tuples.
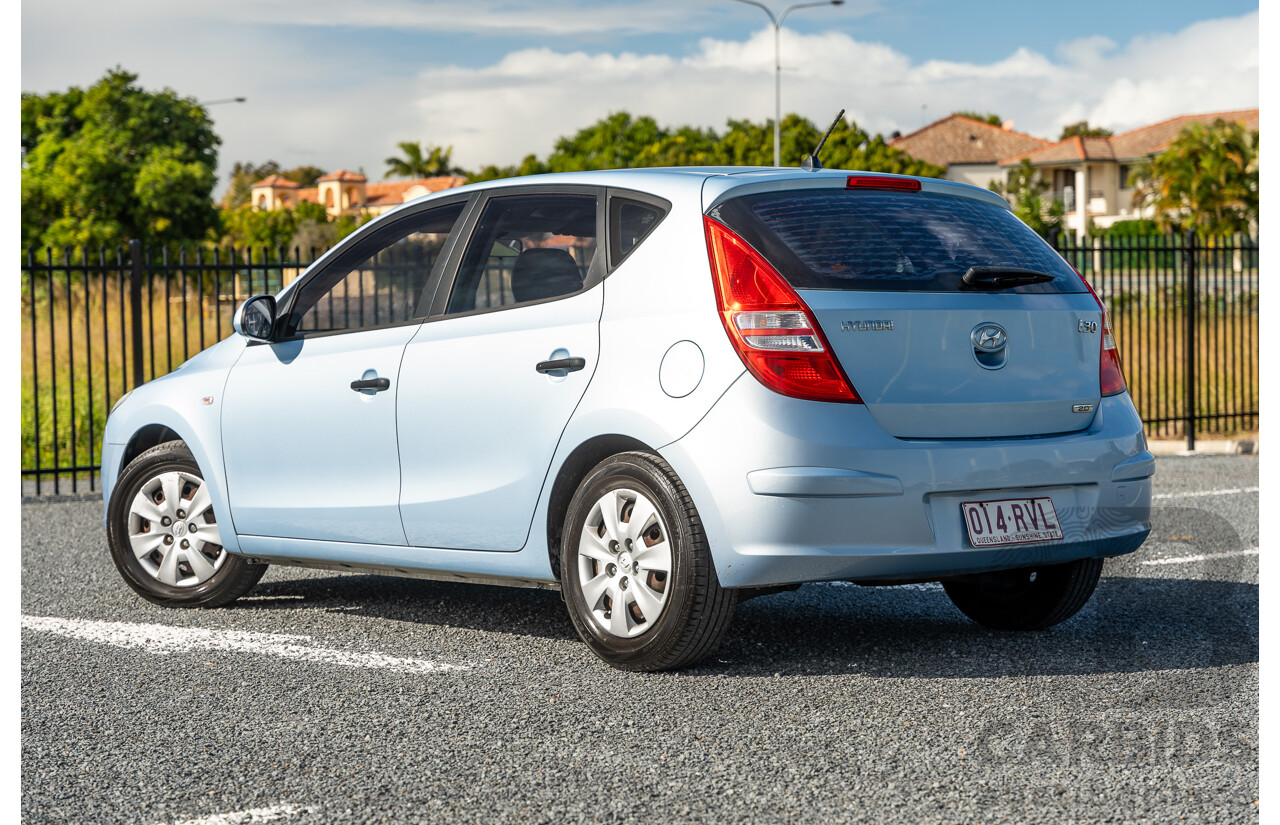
(709, 184), (1103, 438)
(397, 188), (603, 551)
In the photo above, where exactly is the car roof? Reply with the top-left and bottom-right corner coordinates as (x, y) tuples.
(410, 166), (1009, 212)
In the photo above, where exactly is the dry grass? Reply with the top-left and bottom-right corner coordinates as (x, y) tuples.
(1108, 291), (1259, 439)
(21, 272), (266, 488)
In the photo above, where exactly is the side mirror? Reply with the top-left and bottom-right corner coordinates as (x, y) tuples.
(233, 294), (277, 342)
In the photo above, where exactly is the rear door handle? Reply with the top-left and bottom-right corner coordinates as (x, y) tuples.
(351, 377), (391, 392)
(535, 357), (586, 374)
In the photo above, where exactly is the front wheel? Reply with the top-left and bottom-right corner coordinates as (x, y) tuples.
(942, 557), (1104, 630)
(107, 440), (267, 608)
(560, 452), (736, 671)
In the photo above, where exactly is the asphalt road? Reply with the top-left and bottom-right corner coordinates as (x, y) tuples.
(22, 455), (1258, 824)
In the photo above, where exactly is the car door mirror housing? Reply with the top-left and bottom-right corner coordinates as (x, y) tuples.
(233, 295), (277, 342)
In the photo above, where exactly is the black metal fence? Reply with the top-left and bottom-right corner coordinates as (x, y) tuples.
(22, 242), (321, 495)
(20, 232), (1260, 495)
(1053, 231), (1258, 446)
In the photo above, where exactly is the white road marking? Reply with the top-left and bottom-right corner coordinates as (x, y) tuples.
(164, 804), (311, 825)
(21, 615), (469, 674)
(1152, 486), (1259, 501)
(1140, 547), (1259, 566)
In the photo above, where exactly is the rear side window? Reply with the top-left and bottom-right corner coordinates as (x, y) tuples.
(709, 190), (1084, 293)
(608, 196), (668, 264)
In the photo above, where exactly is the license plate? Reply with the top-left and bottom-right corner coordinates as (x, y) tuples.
(961, 497), (1064, 547)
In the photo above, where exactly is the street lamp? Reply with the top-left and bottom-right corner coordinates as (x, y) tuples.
(199, 97), (247, 106)
(728, 0), (844, 167)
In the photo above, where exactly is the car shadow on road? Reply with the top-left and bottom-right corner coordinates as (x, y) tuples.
(234, 572), (1256, 680)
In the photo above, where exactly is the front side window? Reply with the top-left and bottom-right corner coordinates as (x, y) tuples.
(284, 201), (466, 337)
(446, 193), (598, 316)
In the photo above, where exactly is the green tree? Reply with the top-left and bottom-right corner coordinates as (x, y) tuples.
(282, 165), (327, 188)
(218, 200), (337, 251)
(220, 160), (282, 209)
(543, 112), (667, 171)
(1059, 121), (1114, 140)
(817, 118), (945, 177)
(463, 111), (942, 181)
(953, 111), (1004, 126)
(1128, 119), (1258, 235)
(218, 204), (301, 250)
(385, 141), (461, 178)
(991, 159), (1064, 237)
(22, 68), (220, 249)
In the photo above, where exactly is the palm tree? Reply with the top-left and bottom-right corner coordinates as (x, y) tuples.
(1129, 120), (1258, 235)
(384, 141), (460, 179)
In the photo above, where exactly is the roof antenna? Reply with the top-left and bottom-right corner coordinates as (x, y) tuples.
(802, 109), (845, 172)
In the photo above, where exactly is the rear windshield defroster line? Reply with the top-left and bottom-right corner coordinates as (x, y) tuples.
(708, 189), (1085, 294)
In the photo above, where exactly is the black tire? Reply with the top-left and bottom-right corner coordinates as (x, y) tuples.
(942, 557), (1104, 630)
(560, 452), (737, 671)
(107, 440), (267, 608)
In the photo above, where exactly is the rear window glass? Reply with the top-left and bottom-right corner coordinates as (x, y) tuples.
(709, 189), (1084, 293)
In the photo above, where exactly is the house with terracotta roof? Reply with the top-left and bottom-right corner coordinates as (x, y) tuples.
(250, 170), (467, 218)
(889, 115), (1051, 190)
(999, 109), (1259, 238)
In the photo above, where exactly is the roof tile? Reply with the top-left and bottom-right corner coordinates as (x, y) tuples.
(889, 115), (1050, 167)
(1001, 109), (1259, 166)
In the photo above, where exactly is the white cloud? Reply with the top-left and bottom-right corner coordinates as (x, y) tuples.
(21, 0), (737, 37)
(21, 5), (1258, 182)
(410, 10), (1258, 169)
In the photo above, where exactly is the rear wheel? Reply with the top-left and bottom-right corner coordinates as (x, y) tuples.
(107, 440), (267, 607)
(942, 557), (1104, 630)
(560, 452), (736, 671)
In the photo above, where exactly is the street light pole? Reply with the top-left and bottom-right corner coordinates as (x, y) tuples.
(199, 97), (247, 106)
(728, 0), (844, 167)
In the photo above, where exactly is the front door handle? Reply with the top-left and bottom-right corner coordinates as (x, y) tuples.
(536, 357), (586, 374)
(351, 377), (391, 392)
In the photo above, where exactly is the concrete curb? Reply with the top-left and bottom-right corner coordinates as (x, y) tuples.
(1147, 438), (1258, 456)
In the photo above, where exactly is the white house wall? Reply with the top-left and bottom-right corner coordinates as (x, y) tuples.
(944, 163), (1003, 191)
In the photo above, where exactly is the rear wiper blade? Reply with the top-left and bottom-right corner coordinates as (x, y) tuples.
(961, 266), (1056, 290)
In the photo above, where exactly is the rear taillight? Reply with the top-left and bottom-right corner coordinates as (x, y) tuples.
(1075, 270), (1127, 396)
(704, 216), (860, 403)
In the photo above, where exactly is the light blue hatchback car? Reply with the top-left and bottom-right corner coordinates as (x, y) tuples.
(103, 168), (1153, 671)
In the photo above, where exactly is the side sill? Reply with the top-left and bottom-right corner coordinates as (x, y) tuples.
(241, 555), (561, 591)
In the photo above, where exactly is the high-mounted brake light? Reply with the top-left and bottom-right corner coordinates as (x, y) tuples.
(1074, 268), (1127, 396)
(846, 176), (921, 192)
(704, 216), (860, 403)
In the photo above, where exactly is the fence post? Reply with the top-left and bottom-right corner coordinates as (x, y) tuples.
(129, 239), (145, 389)
(1183, 230), (1197, 451)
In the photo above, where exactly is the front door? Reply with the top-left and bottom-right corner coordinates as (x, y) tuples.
(222, 200), (469, 545)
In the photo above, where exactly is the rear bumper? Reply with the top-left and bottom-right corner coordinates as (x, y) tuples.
(660, 376), (1152, 588)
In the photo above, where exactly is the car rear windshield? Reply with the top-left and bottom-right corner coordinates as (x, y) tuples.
(708, 189), (1085, 293)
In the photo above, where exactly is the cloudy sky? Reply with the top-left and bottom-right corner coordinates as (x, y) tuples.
(21, 0), (1260, 186)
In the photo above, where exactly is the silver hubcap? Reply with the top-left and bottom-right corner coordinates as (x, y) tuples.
(127, 471), (225, 587)
(577, 488), (673, 638)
